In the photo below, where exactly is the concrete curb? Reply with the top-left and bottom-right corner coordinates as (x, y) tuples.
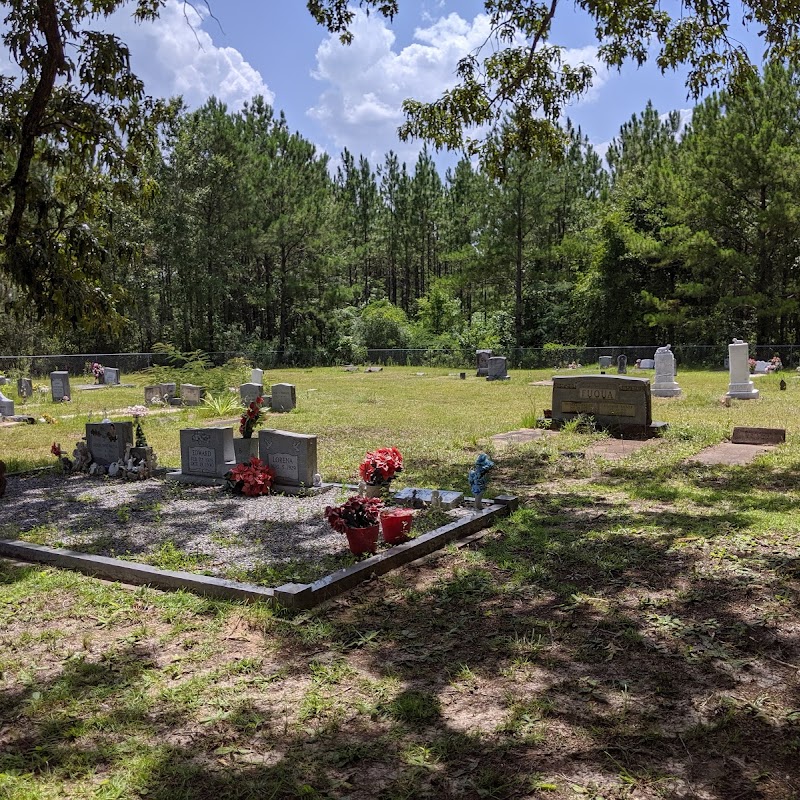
(0, 495), (519, 609)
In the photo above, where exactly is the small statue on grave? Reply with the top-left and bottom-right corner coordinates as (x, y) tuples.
(469, 453), (495, 510)
(431, 489), (442, 510)
(72, 440), (91, 471)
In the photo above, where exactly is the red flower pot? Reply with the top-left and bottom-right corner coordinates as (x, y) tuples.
(344, 524), (380, 556)
(380, 509), (413, 544)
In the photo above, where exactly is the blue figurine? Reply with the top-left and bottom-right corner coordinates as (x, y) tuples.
(469, 453), (495, 497)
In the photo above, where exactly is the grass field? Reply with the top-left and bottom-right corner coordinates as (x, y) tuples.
(1, 365), (799, 798)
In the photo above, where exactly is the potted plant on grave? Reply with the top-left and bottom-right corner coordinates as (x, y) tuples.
(225, 457), (276, 497)
(235, 395), (266, 463)
(325, 495), (383, 555)
(358, 446), (403, 497)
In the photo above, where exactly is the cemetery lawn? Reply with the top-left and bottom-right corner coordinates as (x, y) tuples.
(1, 366), (799, 798)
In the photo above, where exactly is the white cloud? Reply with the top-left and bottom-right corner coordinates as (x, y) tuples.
(309, 9), (607, 167)
(106, 0), (272, 112)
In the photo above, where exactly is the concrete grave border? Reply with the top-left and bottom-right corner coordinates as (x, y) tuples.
(0, 495), (518, 610)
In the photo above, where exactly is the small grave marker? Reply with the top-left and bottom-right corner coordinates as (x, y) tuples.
(103, 367), (120, 385)
(50, 371), (71, 402)
(180, 384), (204, 406)
(270, 383), (296, 412)
(258, 429), (317, 487)
(487, 356), (510, 381)
(731, 427), (786, 445)
(476, 349), (492, 377)
(17, 378), (33, 398)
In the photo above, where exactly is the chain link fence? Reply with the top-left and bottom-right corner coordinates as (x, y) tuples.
(2, 345), (800, 377)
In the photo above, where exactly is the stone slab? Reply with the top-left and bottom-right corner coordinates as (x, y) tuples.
(528, 380), (554, 386)
(731, 427), (786, 445)
(392, 487), (464, 510)
(687, 443), (775, 466)
(585, 438), (662, 461)
(490, 428), (555, 449)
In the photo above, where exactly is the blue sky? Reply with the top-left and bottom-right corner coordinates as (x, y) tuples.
(5, 1), (765, 170)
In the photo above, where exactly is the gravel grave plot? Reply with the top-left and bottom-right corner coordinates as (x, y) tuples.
(0, 473), (357, 579)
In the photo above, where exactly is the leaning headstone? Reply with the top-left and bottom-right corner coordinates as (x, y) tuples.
(726, 339), (759, 399)
(270, 383), (296, 412)
(240, 382), (263, 405)
(0, 390), (14, 416)
(476, 349), (492, 377)
(487, 356), (510, 381)
(551, 374), (666, 437)
(251, 368), (263, 384)
(652, 344), (682, 397)
(617, 355), (627, 374)
(50, 371), (71, 402)
(174, 428), (235, 480)
(85, 421), (134, 466)
(180, 384), (204, 406)
(599, 356), (613, 370)
(17, 378), (33, 398)
(258, 429), (317, 488)
(103, 367), (120, 385)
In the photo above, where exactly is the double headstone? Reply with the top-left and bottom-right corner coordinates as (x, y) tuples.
(476, 350), (492, 377)
(17, 378), (33, 398)
(258, 429), (318, 488)
(86, 422), (134, 466)
(551, 375), (665, 437)
(50, 371), (71, 402)
(652, 345), (681, 397)
(726, 339), (759, 399)
(103, 367), (120, 385)
(270, 383), (296, 412)
(487, 356), (510, 381)
(179, 428), (236, 478)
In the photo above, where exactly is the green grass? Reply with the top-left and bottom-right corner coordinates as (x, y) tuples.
(1, 365), (800, 798)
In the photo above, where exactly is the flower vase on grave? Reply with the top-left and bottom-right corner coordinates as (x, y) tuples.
(364, 483), (388, 499)
(380, 509), (413, 544)
(233, 437), (259, 465)
(344, 524), (380, 555)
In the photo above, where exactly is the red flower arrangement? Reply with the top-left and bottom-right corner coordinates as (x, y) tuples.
(325, 495), (383, 533)
(358, 447), (403, 486)
(239, 396), (265, 438)
(226, 457), (275, 496)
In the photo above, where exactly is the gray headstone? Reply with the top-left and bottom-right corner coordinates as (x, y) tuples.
(476, 350), (492, 377)
(270, 383), (296, 412)
(17, 378), (33, 398)
(0, 376), (7, 385)
(85, 422), (134, 466)
(639, 359), (655, 369)
(240, 383), (263, 405)
(617, 355), (627, 374)
(552, 375), (654, 433)
(50, 371), (71, 402)
(0, 390), (14, 416)
(251, 368), (264, 384)
(180, 384), (204, 406)
(487, 356), (510, 381)
(179, 428), (235, 477)
(258, 429), (317, 487)
(103, 367), (120, 385)
(160, 382), (177, 399)
(144, 385), (163, 404)
(598, 356), (613, 369)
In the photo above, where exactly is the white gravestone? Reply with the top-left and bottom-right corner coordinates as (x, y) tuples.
(258, 429), (317, 487)
(0, 390), (14, 416)
(652, 345), (682, 397)
(251, 368), (263, 384)
(726, 339), (759, 399)
(240, 383), (263, 405)
(86, 422), (134, 465)
(270, 383), (296, 412)
(50, 371), (71, 402)
(179, 428), (235, 477)
(487, 356), (510, 381)
(753, 360), (769, 374)
(639, 359), (655, 369)
(103, 367), (120, 385)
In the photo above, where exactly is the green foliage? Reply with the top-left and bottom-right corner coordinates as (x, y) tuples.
(356, 300), (410, 349)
